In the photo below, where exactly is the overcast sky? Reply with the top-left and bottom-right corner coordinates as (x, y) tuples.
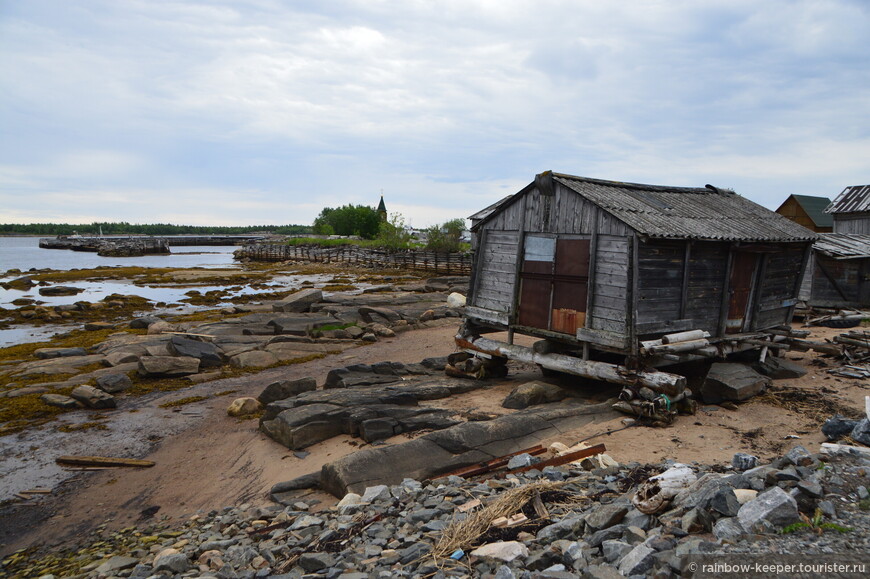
(2, 1), (868, 228)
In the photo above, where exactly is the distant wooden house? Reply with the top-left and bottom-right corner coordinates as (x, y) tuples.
(826, 184), (870, 234)
(800, 233), (870, 309)
(775, 194), (833, 233)
(457, 172), (816, 392)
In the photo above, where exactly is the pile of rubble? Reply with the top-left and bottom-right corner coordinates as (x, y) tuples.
(4, 440), (868, 578)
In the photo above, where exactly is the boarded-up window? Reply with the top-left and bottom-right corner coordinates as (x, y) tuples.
(518, 236), (589, 334)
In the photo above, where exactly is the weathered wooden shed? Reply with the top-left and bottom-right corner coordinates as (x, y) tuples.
(826, 184), (870, 234)
(457, 172), (817, 394)
(800, 233), (870, 309)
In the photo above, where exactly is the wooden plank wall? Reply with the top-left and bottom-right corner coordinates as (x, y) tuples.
(636, 240), (728, 335)
(810, 254), (861, 304)
(754, 245), (807, 328)
(589, 235), (629, 333)
(636, 241), (684, 327)
(833, 215), (870, 234)
(471, 184), (634, 332)
(471, 230), (520, 314)
(684, 242), (728, 333)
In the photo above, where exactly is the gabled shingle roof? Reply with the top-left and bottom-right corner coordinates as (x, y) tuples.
(826, 185), (870, 214)
(787, 194), (833, 228)
(552, 173), (816, 242)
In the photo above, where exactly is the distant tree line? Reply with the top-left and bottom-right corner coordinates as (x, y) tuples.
(0, 222), (313, 236)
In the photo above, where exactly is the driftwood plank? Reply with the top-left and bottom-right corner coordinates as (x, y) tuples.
(56, 455), (155, 468)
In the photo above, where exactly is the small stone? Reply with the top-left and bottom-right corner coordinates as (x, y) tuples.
(712, 517), (746, 541)
(797, 480), (823, 498)
(785, 445), (814, 467)
(470, 541), (529, 562)
(731, 452), (758, 471)
(601, 539), (632, 564)
(822, 414), (860, 441)
(337, 493), (363, 507)
(585, 503), (628, 531)
(617, 543), (656, 576)
(851, 419), (870, 446)
(361, 484), (391, 503)
(507, 453), (534, 469)
(298, 552), (335, 572)
(153, 549), (190, 573)
(227, 397), (261, 417)
(737, 487), (800, 533)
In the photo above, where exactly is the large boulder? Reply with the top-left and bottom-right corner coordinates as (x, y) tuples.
(272, 288), (323, 313)
(168, 335), (224, 368)
(700, 363), (769, 404)
(138, 356), (200, 377)
(70, 385), (117, 409)
(258, 377), (317, 404)
(95, 373), (132, 394)
(358, 306), (402, 324)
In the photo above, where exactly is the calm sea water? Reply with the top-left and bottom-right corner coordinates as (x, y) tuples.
(0, 236), (244, 346)
(0, 236), (239, 272)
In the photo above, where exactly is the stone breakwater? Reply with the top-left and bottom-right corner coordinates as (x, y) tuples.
(4, 445), (868, 578)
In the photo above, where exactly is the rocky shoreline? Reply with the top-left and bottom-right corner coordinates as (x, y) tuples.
(3, 443), (867, 578)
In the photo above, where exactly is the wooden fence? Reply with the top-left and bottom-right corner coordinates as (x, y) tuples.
(234, 243), (473, 275)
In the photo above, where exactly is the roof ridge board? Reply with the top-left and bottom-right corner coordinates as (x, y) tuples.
(551, 173), (709, 195)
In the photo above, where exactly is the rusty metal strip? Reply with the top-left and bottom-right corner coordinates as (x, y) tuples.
(438, 445), (547, 478)
(507, 444), (606, 474)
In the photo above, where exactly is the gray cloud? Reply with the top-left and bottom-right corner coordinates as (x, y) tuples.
(1, 0), (868, 226)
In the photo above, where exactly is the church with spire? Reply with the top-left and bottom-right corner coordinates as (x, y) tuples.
(376, 194), (387, 221)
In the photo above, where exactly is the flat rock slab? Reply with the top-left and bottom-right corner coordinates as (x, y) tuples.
(502, 381), (568, 409)
(138, 356), (200, 377)
(320, 399), (618, 496)
(71, 385), (117, 409)
(700, 363), (770, 404)
(33, 347), (88, 359)
(39, 286), (84, 296)
(268, 314), (337, 336)
(12, 354), (106, 379)
(272, 288), (323, 313)
(168, 335), (224, 368)
(229, 350), (278, 369)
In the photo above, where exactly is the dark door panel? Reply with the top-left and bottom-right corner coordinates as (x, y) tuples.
(518, 278), (551, 328)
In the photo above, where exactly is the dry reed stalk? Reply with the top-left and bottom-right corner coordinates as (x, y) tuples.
(430, 481), (567, 560)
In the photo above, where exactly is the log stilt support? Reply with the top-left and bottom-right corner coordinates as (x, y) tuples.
(456, 335), (686, 396)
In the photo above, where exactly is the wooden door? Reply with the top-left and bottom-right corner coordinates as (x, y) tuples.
(726, 252), (757, 333)
(551, 239), (590, 334)
(518, 236), (589, 334)
(518, 237), (554, 329)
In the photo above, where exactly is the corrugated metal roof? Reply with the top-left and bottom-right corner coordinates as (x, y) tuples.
(552, 173), (817, 242)
(814, 233), (870, 259)
(825, 184), (870, 214)
(790, 195), (834, 227)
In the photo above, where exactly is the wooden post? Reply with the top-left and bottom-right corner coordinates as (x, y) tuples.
(718, 244), (735, 336)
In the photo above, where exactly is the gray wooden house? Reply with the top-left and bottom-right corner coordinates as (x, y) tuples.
(458, 172), (816, 392)
(800, 233), (870, 309)
(826, 184), (870, 234)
